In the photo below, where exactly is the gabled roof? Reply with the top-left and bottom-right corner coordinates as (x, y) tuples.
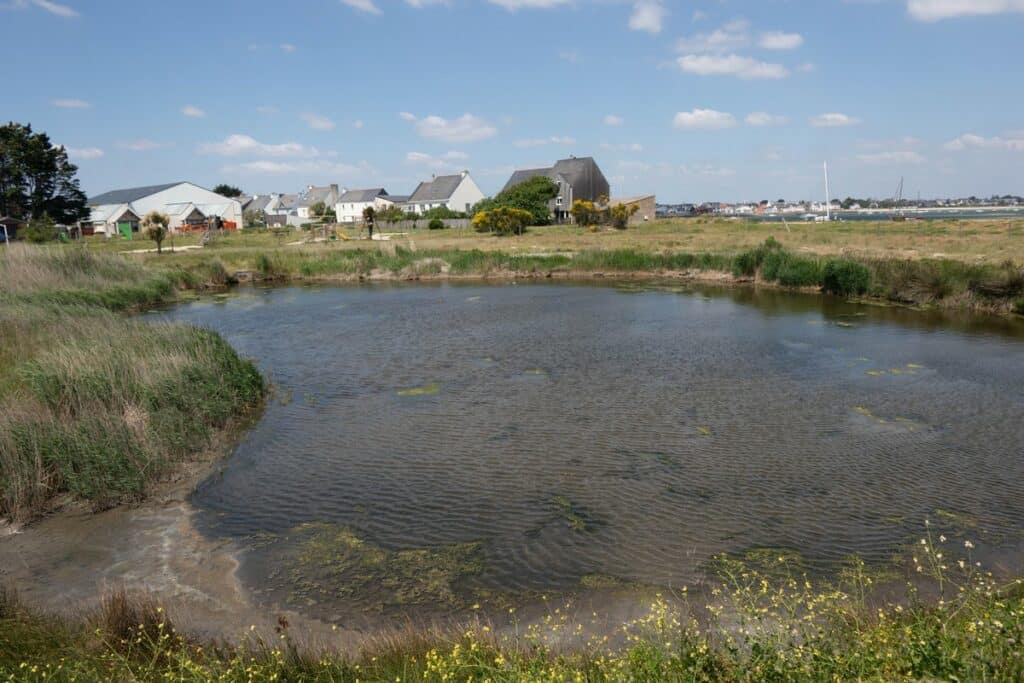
(338, 188), (387, 203)
(408, 174), (465, 203)
(386, 195), (410, 203)
(501, 157), (609, 200)
(87, 182), (183, 206)
(294, 185), (339, 208)
(502, 167), (551, 193)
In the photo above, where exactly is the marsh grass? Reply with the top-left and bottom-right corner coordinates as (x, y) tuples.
(1, 529), (1021, 681)
(0, 246), (263, 522)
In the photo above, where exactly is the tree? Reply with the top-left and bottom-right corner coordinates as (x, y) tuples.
(362, 206), (376, 239)
(309, 201), (334, 222)
(142, 211), (170, 253)
(212, 184), (243, 198)
(422, 205), (463, 219)
(243, 209), (266, 228)
(0, 122), (87, 225)
(472, 207), (532, 236)
(22, 214), (58, 243)
(608, 203), (639, 230)
(378, 205), (407, 224)
(472, 176), (558, 226)
(569, 200), (603, 228)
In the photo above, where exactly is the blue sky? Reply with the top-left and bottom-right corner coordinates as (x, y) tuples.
(4, 0), (1023, 203)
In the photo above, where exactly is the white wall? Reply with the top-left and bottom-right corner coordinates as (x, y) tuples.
(446, 174), (485, 213)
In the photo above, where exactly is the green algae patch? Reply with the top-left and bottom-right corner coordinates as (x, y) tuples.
(287, 522), (483, 609)
(397, 382), (441, 396)
(696, 425), (712, 437)
(551, 496), (604, 534)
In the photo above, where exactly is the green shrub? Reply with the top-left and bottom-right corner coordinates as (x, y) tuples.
(255, 253), (278, 278)
(428, 218), (445, 231)
(1014, 298), (1024, 315)
(822, 259), (871, 296)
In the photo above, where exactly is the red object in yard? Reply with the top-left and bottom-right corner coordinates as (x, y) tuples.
(222, 221), (237, 230)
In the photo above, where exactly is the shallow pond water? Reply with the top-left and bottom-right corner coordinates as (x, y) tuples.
(159, 282), (1024, 626)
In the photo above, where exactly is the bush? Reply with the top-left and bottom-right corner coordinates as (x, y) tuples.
(1014, 298), (1024, 315)
(822, 259), (871, 296)
(428, 218), (445, 231)
(255, 253), (278, 278)
(21, 216), (58, 243)
(472, 207), (532, 236)
(732, 237), (784, 277)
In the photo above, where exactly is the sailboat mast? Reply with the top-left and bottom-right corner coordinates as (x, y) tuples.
(824, 161), (831, 221)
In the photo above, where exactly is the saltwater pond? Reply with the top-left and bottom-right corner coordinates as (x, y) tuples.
(159, 281), (1024, 628)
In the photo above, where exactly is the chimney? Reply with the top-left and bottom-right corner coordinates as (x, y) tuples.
(461, 170), (468, 178)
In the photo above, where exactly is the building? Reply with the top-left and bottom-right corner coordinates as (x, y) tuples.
(0, 216), (25, 242)
(294, 184), (340, 220)
(502, 156), (610, 223)
(609, 195), (656, 225)
(401, 171), (485, 215)
(334, 188), (396, 224)
(85, 182), (244, 237)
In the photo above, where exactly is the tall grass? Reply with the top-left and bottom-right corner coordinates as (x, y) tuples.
(1, 529), (1021, 681)
(0, 246), (263, 522)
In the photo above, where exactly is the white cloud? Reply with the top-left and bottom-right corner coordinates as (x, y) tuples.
(675, 20), (750, 53)
(487, 0), (572, 10)
(353, 119), (364, 129)
(673, 109), (737, 130)
(301, 113), (336, 130)
(810, 112), (861, 127)
(279, 43), (297, 52)
(604, 114), (625, 126)
(222, 160), (368, 175)
(745, 112), (789, 126)
(406, 150), (469, 170)
(400, 112), (497, 143)
(5, 0), (78, 18)
(122, 139), (162, 152)
(65, 147), (103, 160)
(759, 31), (804, 50)
(944, 132), (1024, 151)
(629, 1), (666, 34)
(340, 0), (381, 14)
(600, 142), (644, 152)
(182, 105), (206, 118)
(513, 136), (576, 147)
(406, 0), (453, 6)
(199, 134), (321, 158)
(856, 150), (927, 164)
(51, 98), (90, 108)
(908, 0), (1024, 21)
(677, 54), (789, 79)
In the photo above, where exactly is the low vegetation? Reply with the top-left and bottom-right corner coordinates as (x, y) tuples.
(1, 528), (1021, 681)
(0, 245), (264, 522)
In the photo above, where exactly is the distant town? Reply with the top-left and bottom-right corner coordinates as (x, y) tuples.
(658, 195), (1024, 219)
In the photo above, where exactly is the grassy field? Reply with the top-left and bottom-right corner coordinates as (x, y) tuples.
(0, 245), (264, 523)
(1, 532), (1021, 681)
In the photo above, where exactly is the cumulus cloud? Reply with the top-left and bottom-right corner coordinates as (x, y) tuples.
(629, 1), (666, 33)
(944, 132), (1024, 151)
(810, 112), (861, 127)
(182, 105), (206, 118)
(301, 113), (336, 130)
(199, 134), (321, 158)
(759, 31), (804, 50)
(406, 150), (469, 170)
(51, 98), (90, 108)
(856, 150), (927, 164)
(487, 0), (572, 10)
(340, 0), (381, 14)
(65, 147), (103, 160)
(908, 0), (1024, 21)
(677, 54), (788, 79)
(673, 109), (737, 130)
(222, 160), (368, 175)
(675, 20), (751, 53)
(4, 0), (78, 18)
(400, 112), (497, 143)
(604, 114), (625, 126)
(279, 43), (297, 52)
(745, 112), (789, 126)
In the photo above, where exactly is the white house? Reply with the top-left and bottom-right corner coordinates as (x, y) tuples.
(294, 184), (340, 220)
(334, 188), (397, 224)
(400, 171), (485, 215)
(86, 182), (244, 236)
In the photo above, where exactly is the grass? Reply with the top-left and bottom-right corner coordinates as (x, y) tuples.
(1, 528), (1021, 681)
(0, 244), (264, 522)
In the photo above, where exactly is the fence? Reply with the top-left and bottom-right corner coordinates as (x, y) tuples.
(376, 218), (472, 232)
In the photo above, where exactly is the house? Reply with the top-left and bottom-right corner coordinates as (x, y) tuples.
(502, 156), (610, 223)
(85, 182), (244, 237)
(294, 184), (340, 220)
(334, 188), (396, 224)
(400, 171), (485, 215)
(0, 216), (25, 242)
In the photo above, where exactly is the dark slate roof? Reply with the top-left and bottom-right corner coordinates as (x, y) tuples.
(87, 182), (183, 206)
(501, 157), (610, 201)
(387, 195), (410, 203)
(501, 167), (552, 193)
(338, 188), (387, 203)
(294, 185), (338, 208)
(408, 174), (463, 202)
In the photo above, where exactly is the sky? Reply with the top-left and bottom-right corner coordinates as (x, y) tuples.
(4, 0), (1023, 203)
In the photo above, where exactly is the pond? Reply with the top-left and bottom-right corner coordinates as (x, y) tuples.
(160, 282), (1024, 627)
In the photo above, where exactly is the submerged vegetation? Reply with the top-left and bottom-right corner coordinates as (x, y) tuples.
(0, 245), (264, 522)
(2, 528), (1022, 681)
